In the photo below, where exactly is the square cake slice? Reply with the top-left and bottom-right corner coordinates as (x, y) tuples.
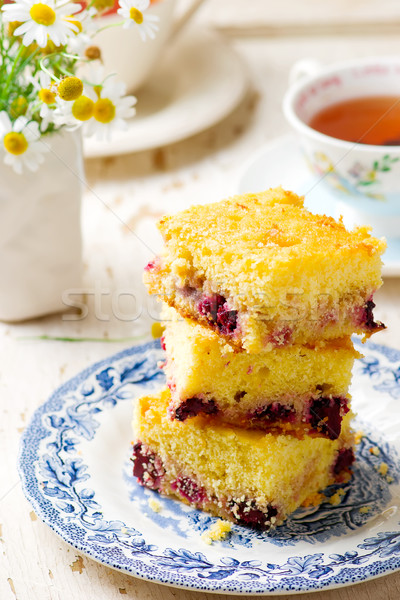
(144, 187), (385, 353)
(161, 306), (359, 440)
(132, 388), (355, 531)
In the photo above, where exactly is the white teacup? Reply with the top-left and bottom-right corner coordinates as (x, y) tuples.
(94, 0), (199, 93)
(283, 56), (400, 238)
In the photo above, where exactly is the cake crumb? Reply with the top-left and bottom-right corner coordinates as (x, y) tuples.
(369, 446), (380, 456)
(148, 498), (162, 513)
(359, 506), (371, 514)
(151, 322), (165, 339)
(329, 488), (345, 506)
(379, 462), (389, 476)
(355, 431), (364, 444)
(302, 492), (325, 507)
(201, 520), (231, 545)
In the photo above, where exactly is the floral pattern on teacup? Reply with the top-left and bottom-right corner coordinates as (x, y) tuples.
(311, 152), (400, 201)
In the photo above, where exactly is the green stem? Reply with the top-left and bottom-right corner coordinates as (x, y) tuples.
(18, 46), (40, 73)
(1, 43), (26, 104)
(95, 20), (125, 35)
(39, 55), (63, 83)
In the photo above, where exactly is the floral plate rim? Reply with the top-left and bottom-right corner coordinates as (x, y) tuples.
(18, 338), (400, 595)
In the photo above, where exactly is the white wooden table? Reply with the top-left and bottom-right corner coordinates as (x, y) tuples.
(2, 1), (400, 598)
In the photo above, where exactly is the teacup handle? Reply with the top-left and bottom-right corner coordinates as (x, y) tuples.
(289, 58), (322, 86)
(170, 0), (207, 39)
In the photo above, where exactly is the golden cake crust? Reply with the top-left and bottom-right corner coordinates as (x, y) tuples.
(144, 188), (386, 352)
(155, 187), (386, 309)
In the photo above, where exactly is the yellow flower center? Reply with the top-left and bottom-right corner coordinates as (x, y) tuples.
(3, 132), (28, 156)
(10, 96), (29, 118)
(8, 21), (23, 36)
(41, 39), (61, 54)
(39, 88), (56, 105)
(29, 3), (56, 26)
(72, 96), (94, 121)
(129, 7), (143, 24)
(85, 45), (101, 61)
(58, 77), (83, 101)
(93, 0), (114, 11)
(93, 98), (115, 124)
(65, 17), (83, 34)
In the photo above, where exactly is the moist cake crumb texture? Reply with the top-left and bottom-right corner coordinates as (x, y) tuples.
(161, 305), (358, 438)
(134, 186), (386, 532)
(132, 389), (356, 530)
(144, 187), (386, 353)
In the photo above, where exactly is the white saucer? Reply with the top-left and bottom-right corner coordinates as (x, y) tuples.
(237, 134), (400, 278)
(83, 28), (248, 158)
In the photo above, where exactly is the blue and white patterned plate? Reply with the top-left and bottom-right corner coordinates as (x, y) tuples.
(18, 339), (400, 594)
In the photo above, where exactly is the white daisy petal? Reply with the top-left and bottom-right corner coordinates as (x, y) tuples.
(0, 116), (49, 174)
(0, 111), (12, 134)
(5, 152), (23, 174)
(117, 0), (159, 40)
(37, 26), (48, 48)
(13, 116), (28, 133)
(13, 21), (33, 36)
(3, 0), (82, 48)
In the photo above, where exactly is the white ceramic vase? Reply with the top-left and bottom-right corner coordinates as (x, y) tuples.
(0, 129), (83, 321)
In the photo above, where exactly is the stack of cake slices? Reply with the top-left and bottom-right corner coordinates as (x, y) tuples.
(133, 187), (386, 531)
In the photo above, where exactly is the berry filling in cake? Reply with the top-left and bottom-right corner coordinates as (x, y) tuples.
(171, 477), (208, 504)
(166, 280), (384, 349)
(174, 396), (219, 421)
(198, 294), (238, 335)
(333, 447), (355, 475)
(248, 395), (349, 439)
(355, 298), (385, 333)
(144, 256), (161, 273)
(250, 401), (297, 423)
(228, 499), (278, 530)
(306, 396), (350, 440)
(132, 437), (355, 531)
(133, 389), (356, 531)
(167, 387), (350, 439)
(132, 442), (282, 530)
(132, 442), (165, 490)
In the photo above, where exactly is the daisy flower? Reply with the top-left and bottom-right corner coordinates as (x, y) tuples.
(2, 0), (81, 49)
(0, 112), (49, 174)
(117, 0), (159, 40)
(66, 7), (99, 57)
(84, 75), (137, 141)
(53, 84), (96, 130)
(31, 70), (57, 131)
(54, 64), (136, 140)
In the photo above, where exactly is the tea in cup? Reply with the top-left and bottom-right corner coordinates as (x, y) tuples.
(283, 56), (400, 238)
